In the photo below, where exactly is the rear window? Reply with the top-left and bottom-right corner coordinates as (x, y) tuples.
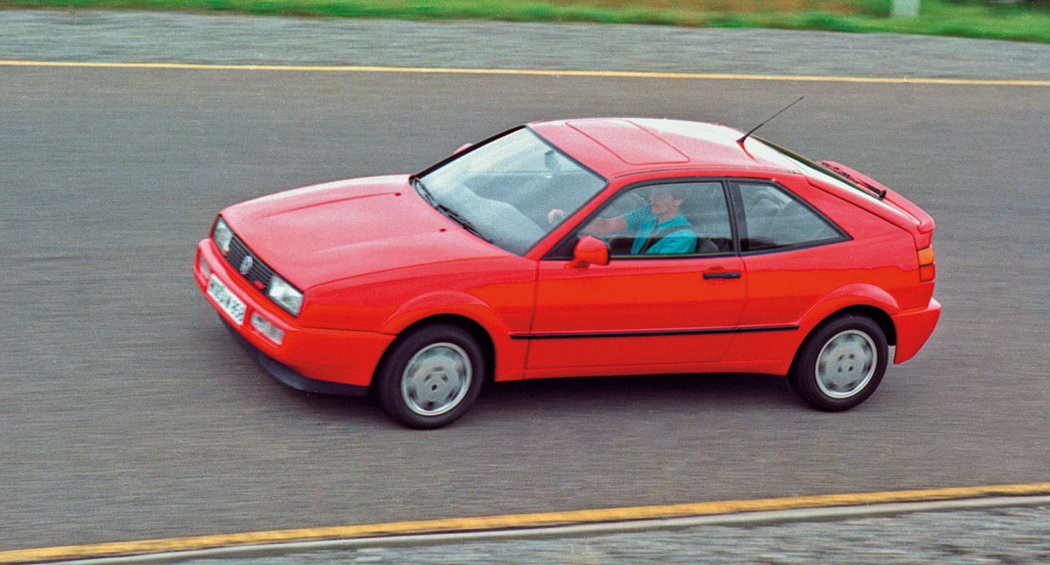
(747, 138), (879, 201)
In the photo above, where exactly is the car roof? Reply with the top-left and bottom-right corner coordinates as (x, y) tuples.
(529, 118), (797, 179)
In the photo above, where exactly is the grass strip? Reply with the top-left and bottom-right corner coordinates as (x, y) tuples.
(3, 0), (1050, 43)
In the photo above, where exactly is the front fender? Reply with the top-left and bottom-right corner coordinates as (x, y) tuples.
(380, 291), (529, 382)
(381, 291), (507, 336)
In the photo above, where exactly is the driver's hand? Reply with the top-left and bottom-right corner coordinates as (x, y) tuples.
(547, 209), (567, 225)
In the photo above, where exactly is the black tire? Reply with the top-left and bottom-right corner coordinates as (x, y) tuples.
(789, 315), (888, 412)
(375, 324), (484, 429)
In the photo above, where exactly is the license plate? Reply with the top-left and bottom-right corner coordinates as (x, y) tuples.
(207, 275), (247, 326)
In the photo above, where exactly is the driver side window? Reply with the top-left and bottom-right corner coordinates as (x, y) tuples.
(586, 181), (732, 258)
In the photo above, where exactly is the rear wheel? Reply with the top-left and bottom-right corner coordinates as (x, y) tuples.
(376, 324), (484, 429)
(790, 315), (888, 411)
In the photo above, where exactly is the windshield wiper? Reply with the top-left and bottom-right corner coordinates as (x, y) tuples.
(435, 203), (491, 243)
(411, 175), (438, 207)
(826, 167), (887, 200)
(413, 176), (491, 242)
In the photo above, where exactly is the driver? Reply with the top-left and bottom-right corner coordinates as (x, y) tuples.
(549, 186), (696, 255)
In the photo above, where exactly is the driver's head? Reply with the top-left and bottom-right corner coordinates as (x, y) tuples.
(649, 186), (685, 218)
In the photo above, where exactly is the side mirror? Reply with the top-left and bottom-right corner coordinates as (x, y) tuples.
(453, 143), (473, 155)
(568, 236), (609, 269)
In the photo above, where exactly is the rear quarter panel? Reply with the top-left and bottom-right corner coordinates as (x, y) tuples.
(725, 175), (919, 372)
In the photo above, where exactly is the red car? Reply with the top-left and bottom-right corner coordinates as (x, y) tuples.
(194, 118), (940, 428)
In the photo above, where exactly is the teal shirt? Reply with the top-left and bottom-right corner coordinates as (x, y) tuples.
(624, 208), (696, 255)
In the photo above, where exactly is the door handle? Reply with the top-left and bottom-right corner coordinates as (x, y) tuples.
(703, 271), (742, 280)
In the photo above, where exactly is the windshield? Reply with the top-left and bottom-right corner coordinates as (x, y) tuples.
(417, 128), (607, 255)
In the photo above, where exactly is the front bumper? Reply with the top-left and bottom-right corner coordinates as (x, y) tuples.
(194, 239), (395, 390)
(892, 298), (942, 364)
(220, 319), (368, 396)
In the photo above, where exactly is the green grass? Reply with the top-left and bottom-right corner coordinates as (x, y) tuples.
(5, 0), (1050, 43)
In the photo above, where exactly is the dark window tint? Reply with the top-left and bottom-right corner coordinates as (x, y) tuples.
(736, 182), (842, 252)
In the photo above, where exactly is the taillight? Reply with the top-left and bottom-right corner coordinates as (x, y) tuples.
(918, 245), (936, 282)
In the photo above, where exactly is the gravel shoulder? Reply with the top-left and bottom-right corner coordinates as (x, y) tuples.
(326, 505), (1050, 564)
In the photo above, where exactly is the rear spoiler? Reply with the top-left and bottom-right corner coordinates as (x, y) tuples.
(820, 160), (936, 237)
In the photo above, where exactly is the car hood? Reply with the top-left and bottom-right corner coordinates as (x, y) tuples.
(221, 175), (507, 290)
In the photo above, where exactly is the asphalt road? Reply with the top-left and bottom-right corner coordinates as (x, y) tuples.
(2, 13), (1049, 554)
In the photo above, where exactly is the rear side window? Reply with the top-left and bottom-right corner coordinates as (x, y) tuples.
(734, 182), (844, 252)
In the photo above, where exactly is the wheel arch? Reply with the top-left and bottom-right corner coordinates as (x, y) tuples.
(796, 283), (900, 347)
(374, 314), (497, 391)
(827, 305), (897, 347)
(791, 304), (896, 374)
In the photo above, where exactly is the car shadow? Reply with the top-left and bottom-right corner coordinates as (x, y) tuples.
(261, 371), (801, 429)
(475, 372), (802, 418)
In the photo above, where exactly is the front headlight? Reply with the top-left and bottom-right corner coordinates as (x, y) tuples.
(268, 274), (303, 317)
(212, 217), (234, 255)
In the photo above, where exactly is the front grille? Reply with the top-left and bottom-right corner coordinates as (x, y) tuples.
(224, 235), (275, 291)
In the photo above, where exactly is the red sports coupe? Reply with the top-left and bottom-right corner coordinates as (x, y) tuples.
(194, 118), (940, 428)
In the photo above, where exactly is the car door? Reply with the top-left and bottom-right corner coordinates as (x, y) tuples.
(523, 180), (746, 375)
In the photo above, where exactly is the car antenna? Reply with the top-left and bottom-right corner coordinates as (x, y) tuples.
(737, 96), (805, 144)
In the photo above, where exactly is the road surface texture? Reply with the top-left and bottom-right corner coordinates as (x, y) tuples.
(1, 9), (1048, 559)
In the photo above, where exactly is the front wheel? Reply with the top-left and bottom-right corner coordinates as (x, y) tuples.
(790, 315), (888, 412)
(376, 324), (484, 429)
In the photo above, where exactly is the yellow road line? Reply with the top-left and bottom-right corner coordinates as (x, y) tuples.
(2, 59), (1049, 86)
(3, 481), (1050, 563)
